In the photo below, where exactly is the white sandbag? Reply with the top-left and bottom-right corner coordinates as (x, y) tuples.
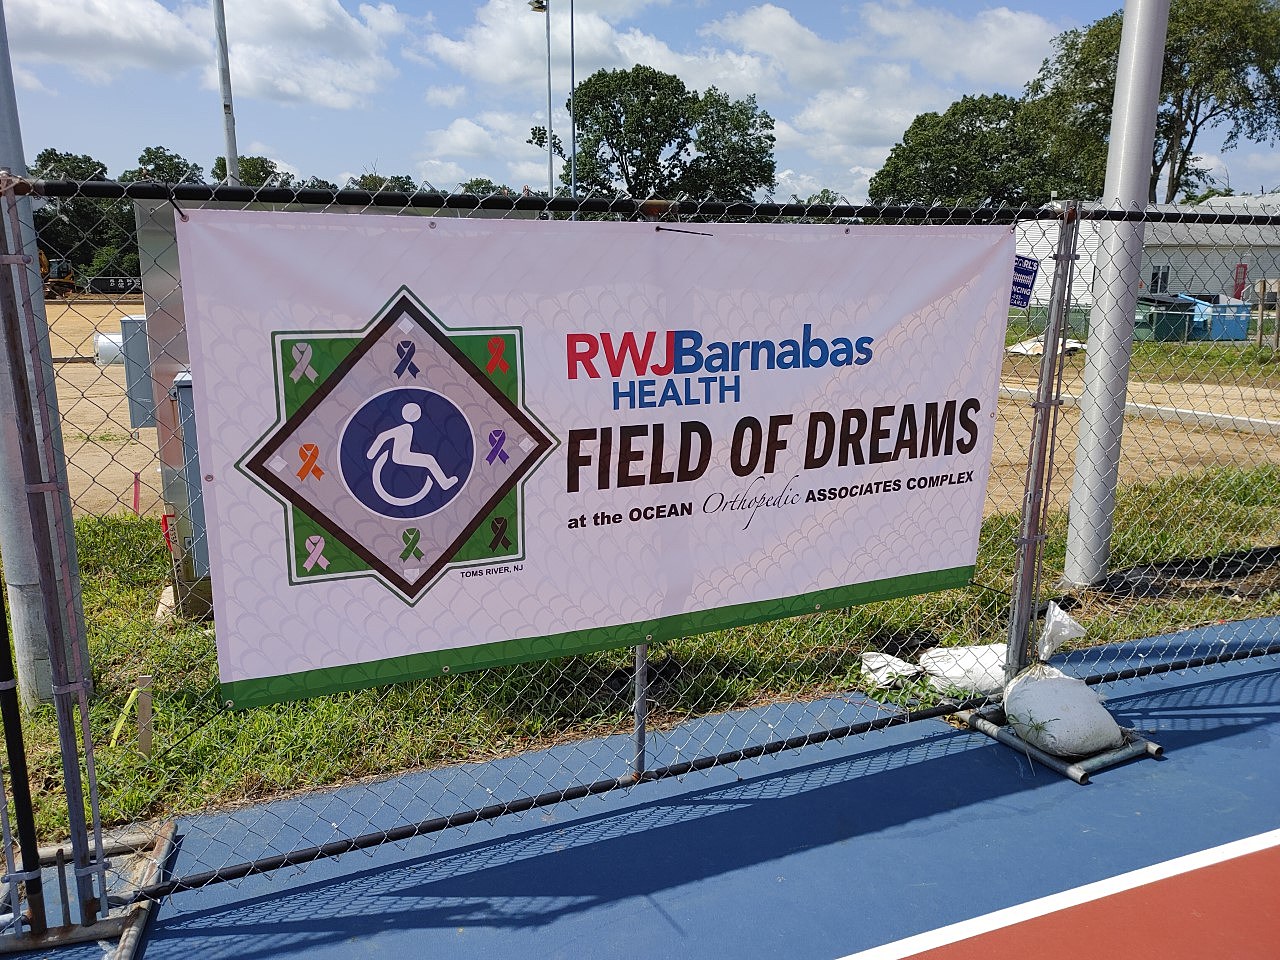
(920, 643), (1006, 696)
(861, 652), (921, 687)
(1038, 601), (1086, 660)
(1004, 664), (1124, 757)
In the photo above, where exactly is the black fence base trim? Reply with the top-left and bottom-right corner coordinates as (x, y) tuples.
(1080, 641), (1280, 687)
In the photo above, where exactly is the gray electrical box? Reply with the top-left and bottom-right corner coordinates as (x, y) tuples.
(170, 371), (209, 580)
(120, 313), (156, 428)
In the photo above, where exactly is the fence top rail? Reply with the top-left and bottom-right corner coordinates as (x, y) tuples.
(18, 177), (1280, 226)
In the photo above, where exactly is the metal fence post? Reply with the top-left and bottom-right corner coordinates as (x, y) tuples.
(0, 581), (45, 934)
(1062, 0), (1170, 586)
(633, 643), (649, 780)
(1007, 204), (1081, 681)
(0, 176), (102, 926)
(0, 0), (57, 707)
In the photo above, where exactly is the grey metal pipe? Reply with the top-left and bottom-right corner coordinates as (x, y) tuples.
(0, 0), (53, 707)
(1006, 204), (1080, 681)
(962, 710), (1091, 784)
(0, 183), (98, 926)
(543, 1), (553, 199)
(633, 643), (649, 779)
(213, 0), (240, 186)
(0, 582), (46, 934)
(569, 0), (576, 204)
(1063, 0), (1170, 586)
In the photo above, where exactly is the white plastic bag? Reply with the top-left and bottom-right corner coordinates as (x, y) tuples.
(1038, 601), (1087, 660)
(861, 652), (921, 688)
(920, 643), (1006, 696)
(1004, 663), (1124, 757)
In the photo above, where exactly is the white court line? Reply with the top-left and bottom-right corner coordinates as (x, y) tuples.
(837, 826), (1280, 960)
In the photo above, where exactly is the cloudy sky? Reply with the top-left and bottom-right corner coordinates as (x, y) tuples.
(6, 0), (1279, 201)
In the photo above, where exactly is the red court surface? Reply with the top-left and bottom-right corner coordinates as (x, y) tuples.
(855, 830), (1280, 960)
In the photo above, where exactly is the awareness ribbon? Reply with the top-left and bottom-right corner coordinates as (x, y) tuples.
(395, 340), (420, 378)
(489, 516), (512, 550)
(486, 429), (509, 465)
(296, 444), (324, 481)
(290, 342), (318, 383)
(485, 337), (510, 375)
(400, 528), (425, 561)
(303, 535), (329, 571)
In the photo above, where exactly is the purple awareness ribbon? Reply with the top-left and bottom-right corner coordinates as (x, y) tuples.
(395, 340), (420, 378)
(486, 429), (509, 465)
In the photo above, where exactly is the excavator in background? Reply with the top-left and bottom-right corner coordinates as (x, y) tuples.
(39, 249), (76, 298)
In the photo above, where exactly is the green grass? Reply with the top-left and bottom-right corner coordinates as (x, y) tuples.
(21, 462), (1280, 840)
(1007, 309), (1280, 388)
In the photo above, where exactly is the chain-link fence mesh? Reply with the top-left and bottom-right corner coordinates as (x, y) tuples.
(3, 181), (1278, 926)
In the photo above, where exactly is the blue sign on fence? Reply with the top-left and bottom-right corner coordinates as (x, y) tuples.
(1010, 255), (1039, 308)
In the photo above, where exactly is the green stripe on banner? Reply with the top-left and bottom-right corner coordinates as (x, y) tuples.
(220, 566), (974, 708)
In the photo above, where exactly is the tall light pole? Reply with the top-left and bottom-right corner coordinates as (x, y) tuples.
(213, 0), (240, 185)
(569, 0), (576, 202)
(529, 0), (553, 201)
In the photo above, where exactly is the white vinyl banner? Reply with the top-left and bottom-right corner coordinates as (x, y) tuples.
(175, 211), (1013, 707)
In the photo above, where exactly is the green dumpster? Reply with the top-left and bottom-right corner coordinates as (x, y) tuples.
(1134, 295), (1194, 341)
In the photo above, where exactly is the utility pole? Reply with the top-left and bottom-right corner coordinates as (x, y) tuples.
(213, 0), (241, 185)
(1063, 0), (1170, 586)
(0, 0), (87, 706)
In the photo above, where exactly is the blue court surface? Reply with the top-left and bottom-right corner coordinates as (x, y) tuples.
(27, 623), (1280, 959)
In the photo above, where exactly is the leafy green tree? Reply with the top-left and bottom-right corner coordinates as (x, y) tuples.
(458, 177), (515, 196)
(868, 94), (1089, 206)
(784, 189), (854, 223)
(300, 176), (339, 190)
(211, 155), (295, 187)
(531, 64), (775, 201)
(29, 148), (133, 272)
(120, 146), (204, 184)
(1026, 0), (1280, 202)
(870, 95), (1026, 206)
(349, 172), (418, 193)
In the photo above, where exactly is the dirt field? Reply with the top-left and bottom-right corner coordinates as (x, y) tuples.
(41, 298), (1280, 519)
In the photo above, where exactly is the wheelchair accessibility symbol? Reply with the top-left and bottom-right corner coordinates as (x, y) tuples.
(339, 387), (474, 520)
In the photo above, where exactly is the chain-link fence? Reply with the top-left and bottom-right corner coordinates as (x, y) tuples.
(1, 180), (1278, 945)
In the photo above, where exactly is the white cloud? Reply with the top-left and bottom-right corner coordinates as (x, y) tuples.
(11, 64), (54, 95)
(702, 4), (848, 90)
(6, 0), (208, 82)
(425, 118), (497, 158)
(424, 85), (465, 107)
(859, 1), (1058, 90)
(191, 0), (405, 109)
(1227, 150), (1280, 195)
(358, 2), (411, 36)
(419, 0), (562, 89)
(413, 158), (466, 189)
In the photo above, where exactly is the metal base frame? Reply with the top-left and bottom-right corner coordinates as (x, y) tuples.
(961, 707), (1163, 785)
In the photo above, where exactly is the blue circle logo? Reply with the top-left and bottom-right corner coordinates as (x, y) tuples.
(339, 388), (474, 519)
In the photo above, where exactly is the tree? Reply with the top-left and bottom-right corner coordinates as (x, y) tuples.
(211, 155), (295, 187)
(349, 172), (418, 193)
(120, 146), (204, 184)
(28, 148), (133, 272)
(870, 95), (1036, 206)
(1026, 0), (1280, 203)
(868, 94), (1104, 206)
(458, 177), (515, 197)
(530, 64), (776, 201)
